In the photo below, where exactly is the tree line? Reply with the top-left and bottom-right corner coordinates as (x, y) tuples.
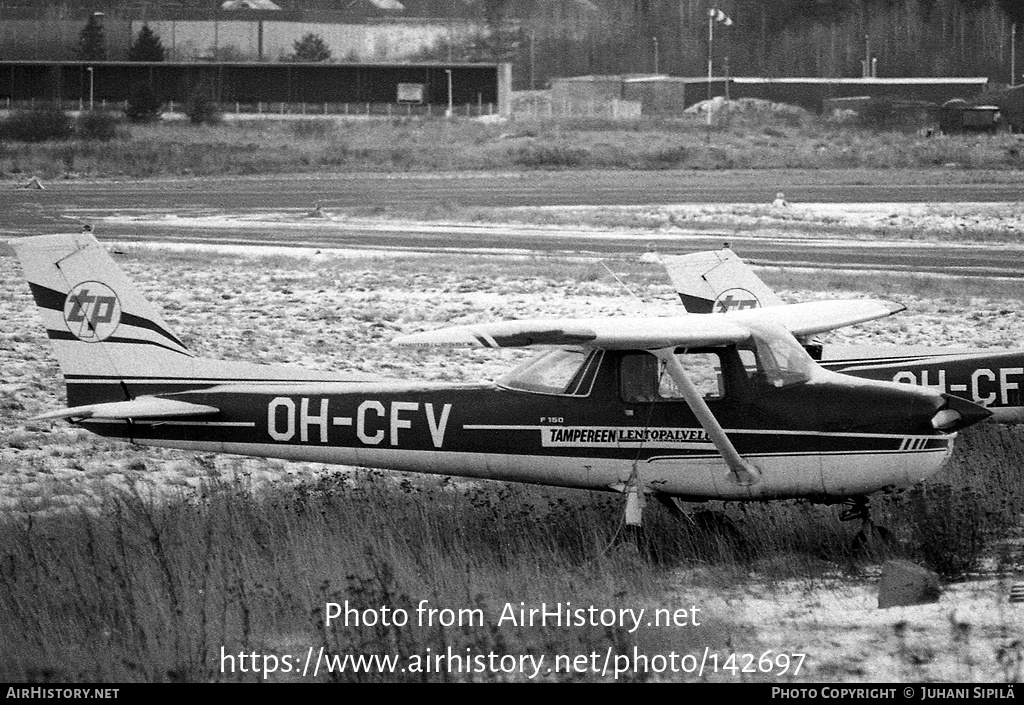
(71, 0), (1024, 89)
(454, 0), (1024, 89)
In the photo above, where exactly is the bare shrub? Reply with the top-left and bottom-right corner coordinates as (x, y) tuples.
(511, 143), (589, 168)
(185, 81), (222, 126)
(76, 111), (121, 141)
(0, 105), (73, 142)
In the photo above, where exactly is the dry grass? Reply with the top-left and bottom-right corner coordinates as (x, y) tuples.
(1, 113), (1023, 179)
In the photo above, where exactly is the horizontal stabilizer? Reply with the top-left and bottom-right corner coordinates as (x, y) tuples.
(33, 396), (220, 422)
(393, 299), (903, 351)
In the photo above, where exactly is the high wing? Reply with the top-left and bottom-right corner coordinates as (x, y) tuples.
(394, 299), (903, 489)
(392, 299), (904, 351)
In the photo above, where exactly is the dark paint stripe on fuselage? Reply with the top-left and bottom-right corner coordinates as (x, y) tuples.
(73, 381), (953, 462)
(820, 349), (1024, 421)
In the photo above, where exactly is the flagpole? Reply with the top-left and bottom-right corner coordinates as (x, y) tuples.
(707, 9), (714, 127)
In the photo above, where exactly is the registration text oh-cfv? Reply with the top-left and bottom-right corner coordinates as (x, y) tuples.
(267, 398), (452, 448)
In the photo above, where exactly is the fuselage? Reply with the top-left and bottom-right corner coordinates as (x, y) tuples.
(76, 345), (971, 502)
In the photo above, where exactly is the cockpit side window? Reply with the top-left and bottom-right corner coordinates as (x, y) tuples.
(620, 349), (727, 403)
(499, 348), (602, 396)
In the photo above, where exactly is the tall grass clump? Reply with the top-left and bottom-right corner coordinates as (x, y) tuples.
(290, 119), (337, 139)
(510, 143), (590, 168)
(76, 111), (122, 141)
(871, 424), (1024, 576)
(0, 472), (727, 682)
(0, 105), (73, 142)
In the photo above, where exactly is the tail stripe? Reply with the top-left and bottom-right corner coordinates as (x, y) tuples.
(119, 313), (189, 350)
(27, 282), (66, 311)
(29, 281), (189, 352)
(45, 329), (192, 355)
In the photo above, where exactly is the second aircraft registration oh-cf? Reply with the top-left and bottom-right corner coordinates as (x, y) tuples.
(11, 233), (992, 530)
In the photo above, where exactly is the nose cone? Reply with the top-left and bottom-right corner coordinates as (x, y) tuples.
(932, 393), (992, 432)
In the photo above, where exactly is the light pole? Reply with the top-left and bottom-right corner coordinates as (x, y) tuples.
(445, 68), (453, 118)
(653, 36), (659, 74)
(87, 66), (94, 111)
(1012, 23), (1017, 88)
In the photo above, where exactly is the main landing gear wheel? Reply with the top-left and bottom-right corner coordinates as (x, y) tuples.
(840, 496), (893, 552)
(655, 495), (746, 556)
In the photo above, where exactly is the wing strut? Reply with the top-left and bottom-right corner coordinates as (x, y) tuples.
(653, 347), (761, 487)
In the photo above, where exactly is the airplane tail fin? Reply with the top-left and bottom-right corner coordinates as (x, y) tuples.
(11, 233), (196, 407)
(662, 248), (785, 313)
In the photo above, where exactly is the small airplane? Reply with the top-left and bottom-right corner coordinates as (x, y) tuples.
(663, 247), (1024, 423)
(10, 233), (991, 536)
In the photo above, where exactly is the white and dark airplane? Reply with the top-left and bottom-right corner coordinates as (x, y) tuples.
(10, 233), (991, 533)
(663, 247), (1024, 424)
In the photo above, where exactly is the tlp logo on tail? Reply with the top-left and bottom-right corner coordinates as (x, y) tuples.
(713, 288), (761, 313)
(63, 282), (122, 342)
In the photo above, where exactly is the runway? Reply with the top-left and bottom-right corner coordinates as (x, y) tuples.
(2, 171), (1022, 277)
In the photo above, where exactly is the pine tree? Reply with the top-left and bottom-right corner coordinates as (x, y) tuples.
(125, 81), (163, 123)
(290, 33), (332, 62)
(128, 24), (167, 62)
(76, 14), (106, 61)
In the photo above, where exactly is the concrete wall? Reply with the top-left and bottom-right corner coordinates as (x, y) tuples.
(549, 74), (989, 116)
(550, 76), (625, 105)
(731, 77), (990, 113)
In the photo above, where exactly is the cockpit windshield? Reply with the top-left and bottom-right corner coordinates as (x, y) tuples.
(499, 348), (602, 396)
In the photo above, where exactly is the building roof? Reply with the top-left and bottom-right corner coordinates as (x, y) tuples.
(221, 0), (282, 10)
